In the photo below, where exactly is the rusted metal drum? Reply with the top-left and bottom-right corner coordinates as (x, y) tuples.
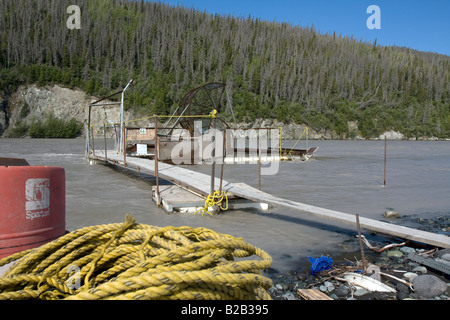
(0, 165), (66, 259)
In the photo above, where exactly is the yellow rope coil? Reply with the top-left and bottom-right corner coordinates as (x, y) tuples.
(0, 215), (273, 300)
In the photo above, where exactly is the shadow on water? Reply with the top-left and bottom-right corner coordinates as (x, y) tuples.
(101, 161), (173, 186)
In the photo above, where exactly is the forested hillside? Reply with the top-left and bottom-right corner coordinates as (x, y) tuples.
(1, 0), (449, 138)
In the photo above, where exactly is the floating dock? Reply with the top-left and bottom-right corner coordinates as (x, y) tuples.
(90, 150), (450, 249)
(91, 150), (272, 214)
(152, 185), (270, 214)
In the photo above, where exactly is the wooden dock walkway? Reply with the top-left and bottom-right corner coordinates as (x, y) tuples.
(91, 150), (450, 249)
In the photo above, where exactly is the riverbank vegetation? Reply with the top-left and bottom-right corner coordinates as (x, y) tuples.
(4, 113), (82, 139)
(0, 0), (449, 139)
(28, 114), (83, 138)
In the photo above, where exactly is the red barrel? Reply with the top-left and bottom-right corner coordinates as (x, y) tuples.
(0, 165), (66, 259)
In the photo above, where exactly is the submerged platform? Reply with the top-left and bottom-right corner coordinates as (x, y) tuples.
(152, 185), (270, 214)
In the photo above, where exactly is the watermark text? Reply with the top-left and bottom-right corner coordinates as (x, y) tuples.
(67, 5), (81, 30)
(367, 5), (381, 30)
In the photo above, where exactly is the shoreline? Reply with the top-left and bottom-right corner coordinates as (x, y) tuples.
(264, 214), (450, 300)
(1, 134), (450, 142)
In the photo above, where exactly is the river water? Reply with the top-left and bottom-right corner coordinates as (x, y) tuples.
(1, 138), (449, 272)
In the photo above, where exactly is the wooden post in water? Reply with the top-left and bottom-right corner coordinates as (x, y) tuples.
(258, 133), (262, 190)
(384, 135), (387, 186)
(155, 116), (160, 207)
(104, 123), (107, 161)
(356, 214), (367, 272)
(218, 128), (226, 214)
(123, 125), (127, 168)
(219, 129), (226, 193)
(85, 127), (89, 160)
(210, 118), (216, 196)
(91, 126), (95, 157)
(87, 105), (92, 160)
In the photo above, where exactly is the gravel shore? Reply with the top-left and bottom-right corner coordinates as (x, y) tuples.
(265, 215), (450, 300)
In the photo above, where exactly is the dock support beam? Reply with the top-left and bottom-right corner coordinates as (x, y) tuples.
(356, 214), (367, 272)
(123, 125), (127, 168)
(210, 117), (216, 196)
(384, 135), (387, 186)
(258, 135), (262, 190)
(154, 116), (160, 207)
(104, 124), (108, 162)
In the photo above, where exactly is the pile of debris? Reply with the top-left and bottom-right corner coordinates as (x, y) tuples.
(267, 240), (450, 300)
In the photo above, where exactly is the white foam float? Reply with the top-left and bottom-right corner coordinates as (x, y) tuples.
(343, 272), (397, 293)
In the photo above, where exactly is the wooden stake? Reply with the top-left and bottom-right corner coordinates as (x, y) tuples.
(87, 105), (92, 160)
(123, 125), (127, 168)
(258, 134), (262, 190)
(210, 117), (216, 196)
(91, 126), (95, 157)
(219, 129), (226, 193)
(218, 128), (226, 214)
(155, 116), (160, 207)
(297, 289), (333, 300)
(104, 123), (107, 161)
(356, 214), (367, 272)
(384, 135), (387, 186)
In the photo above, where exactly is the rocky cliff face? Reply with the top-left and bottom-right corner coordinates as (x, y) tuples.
(235, 118), (365, 140)
(0, 84), (129, 138)
(8, 85), (89, 127)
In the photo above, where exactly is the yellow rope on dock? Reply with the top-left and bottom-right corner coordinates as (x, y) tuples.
(0, 215), (273, 300)
(195, 191), (231, 216)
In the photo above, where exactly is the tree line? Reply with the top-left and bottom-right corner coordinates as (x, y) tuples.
(0, 0), (449, 138)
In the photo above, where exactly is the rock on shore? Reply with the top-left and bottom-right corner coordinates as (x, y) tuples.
(413, 275), (448, 299)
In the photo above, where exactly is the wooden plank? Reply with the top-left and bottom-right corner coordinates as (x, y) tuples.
(153, 185), (271, 213)
(152, 185), (206, 213)
(92, 150), (450, 249)
(297, 289), (333, 300)
(156, 185), (205, 205)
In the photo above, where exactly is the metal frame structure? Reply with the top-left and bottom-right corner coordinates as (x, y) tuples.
(86, 79), (133, 159)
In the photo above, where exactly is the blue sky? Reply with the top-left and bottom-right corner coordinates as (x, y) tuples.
(158, 0), (450, 56)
